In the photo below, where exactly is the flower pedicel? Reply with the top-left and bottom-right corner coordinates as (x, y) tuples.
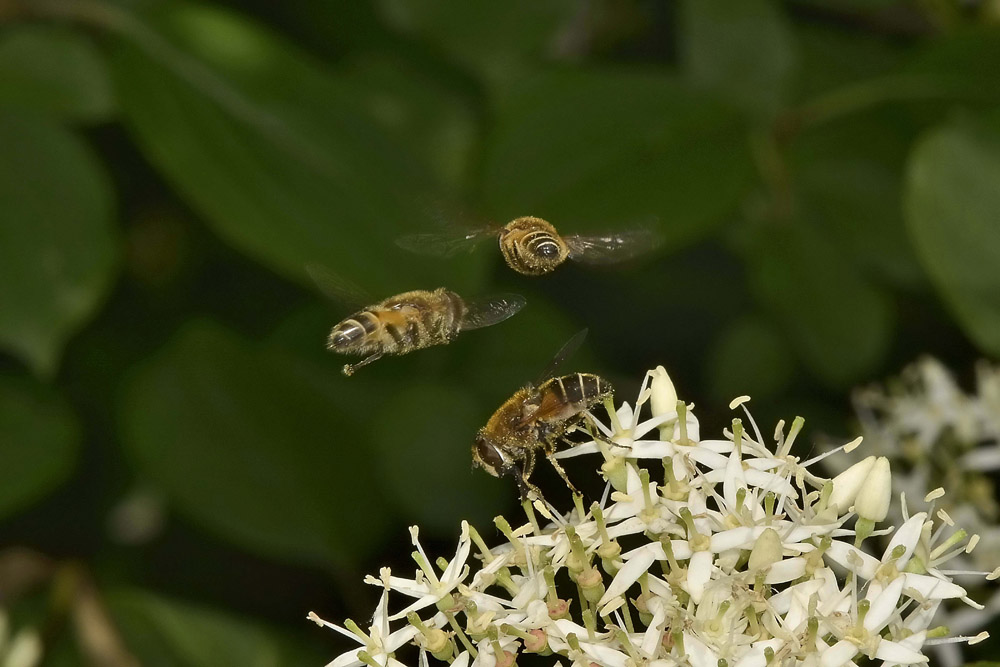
(311, 367), (997, 667)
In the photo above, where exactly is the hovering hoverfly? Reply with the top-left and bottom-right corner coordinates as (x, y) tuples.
(471, 330), (613, 499)
(309, 267), (526, 376)
(397, 216), (661, 276)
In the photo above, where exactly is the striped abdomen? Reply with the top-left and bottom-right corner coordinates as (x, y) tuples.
(327, 288), (465, 357)
(534, 373), (613, 424)
(498, 216), (570, 275)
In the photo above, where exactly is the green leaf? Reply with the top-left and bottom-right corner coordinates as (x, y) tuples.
(792, 21), (908, 101)
(0, 378), (79, 519)
(746, 221), (893, 388)
(482, 69), (753, 249)
(906, 29), (1000, 102)
(336, 54), (478, 191)
(679, 0), (796, 116)
(706, 317), (794, 404)
(0, 25), (114, 122)
(0, 111), (118, 376)
(372, 384), (506, 531)
(797, 156), (923, 288)
(107, 589), (283, 667)
(119, 321), (390, 567)
(107, 2), (468, 295)
(375, 0), (574, 87)
(904, 119), (1000, 356)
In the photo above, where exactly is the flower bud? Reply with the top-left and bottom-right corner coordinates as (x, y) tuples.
(829, 455), (876, 514)
(748, 528), (782, 572)
(650, 366), (677, 418)
(854, 456), (891, 522)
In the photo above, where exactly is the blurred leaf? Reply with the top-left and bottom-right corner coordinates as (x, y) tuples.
(372, 384), (506, 531)
(792, 21), (909, 101)
(107, 2), (469, 295)
(337, 54), (477, 190)
(108, 589), (283, 667)
(482, 70), (753, 248)
(706, 317), (794, 403)
(375, 0), (574, 87)
(797, 157), (923, 288)
(120, 321), (390, 567)
(746, 221), (893, 388)
(0, 378), (79, 519)
(0, 25), (114, 122)
(678, 0), (796, 116)
(0, 111), (118, 376)
(906, 29), (1000, 102)
(904, 118), (1000, 357)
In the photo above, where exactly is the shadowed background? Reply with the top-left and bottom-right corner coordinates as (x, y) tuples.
(1, 0), (1000, 663)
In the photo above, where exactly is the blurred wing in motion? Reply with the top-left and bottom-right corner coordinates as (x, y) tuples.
(395, 225), (499, 258)
(564, 222), (663, 265)
(459, 293), (527, 331)
(305, 263), (373, 309)
(536, 328), (588, 384)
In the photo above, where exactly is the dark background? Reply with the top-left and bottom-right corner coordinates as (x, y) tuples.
(1, 0), (999, 664)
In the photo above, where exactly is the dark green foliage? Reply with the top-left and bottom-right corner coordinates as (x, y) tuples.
(2, 0), (999, 661)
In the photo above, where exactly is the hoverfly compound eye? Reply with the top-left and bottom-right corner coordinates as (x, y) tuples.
(475, 438), (505, 476)
(537, 241), (559, 259)
(330, 323), (364, 348)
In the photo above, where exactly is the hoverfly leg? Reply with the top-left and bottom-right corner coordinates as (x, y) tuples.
(523, 448), (537, 480)
(341, 352), (383, 377)
(544, 446), (580, 496)
(582, 419), (627, 451)
(509, 464), (542, 501)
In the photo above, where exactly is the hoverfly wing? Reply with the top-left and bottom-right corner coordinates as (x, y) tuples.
(564, 221), (663, 265)
(459, 293), (527, 331)
(305, 263), (373, 309)
(395, 226), (498, 258)
(535, 328), (588, 385)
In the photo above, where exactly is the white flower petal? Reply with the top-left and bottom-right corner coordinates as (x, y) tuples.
(825, 540), (880, 579)
(865, 576), (905, 632)
(873, 637), (929, 664)
(598, 543), (658, 608)
(766, 557), (807, 584)
(883, 512), (925, 568)
(686, 550), (713, 604)
(820, 640), (858, 667)
(902, 572), (967, 601)
(684, 632), (719, 667)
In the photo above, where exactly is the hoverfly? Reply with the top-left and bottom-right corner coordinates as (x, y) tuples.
(309, 266), (525, 376)
(397, 216), (661, 276)
(471, 330), (613, 499)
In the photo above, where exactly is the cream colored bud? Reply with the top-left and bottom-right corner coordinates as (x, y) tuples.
(854, 456), (891, 522)
(829, 455), (876, 514)
(649, 366), (677, 418)
(748, 527), (783, 572)
(5, 628), (42, 667)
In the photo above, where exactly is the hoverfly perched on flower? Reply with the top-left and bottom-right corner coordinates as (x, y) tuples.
(472, 330), (613, 499)
(308, 266), (526, 377)
(397, 215), (661, 276)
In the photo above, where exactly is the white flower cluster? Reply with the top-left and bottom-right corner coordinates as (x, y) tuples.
(841, 356), (1000, 665)
(311, 368), (996, 667)
(849, 357), (1000, 568)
